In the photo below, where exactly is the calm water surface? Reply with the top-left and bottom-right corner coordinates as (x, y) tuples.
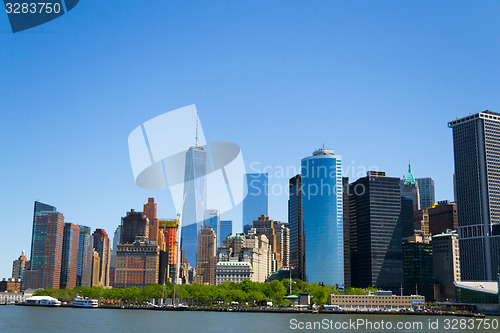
(0, 306), (498, 333)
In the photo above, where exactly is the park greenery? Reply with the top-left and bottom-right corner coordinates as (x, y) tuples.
(34, 279), (375, 306)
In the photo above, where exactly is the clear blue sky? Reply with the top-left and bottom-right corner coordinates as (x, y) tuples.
(1, 1), (500, 278)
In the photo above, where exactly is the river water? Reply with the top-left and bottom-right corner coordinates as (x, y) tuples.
(0, 306), (498, 332)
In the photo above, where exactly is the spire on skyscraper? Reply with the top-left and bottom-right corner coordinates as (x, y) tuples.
(404, 161), (416, 185)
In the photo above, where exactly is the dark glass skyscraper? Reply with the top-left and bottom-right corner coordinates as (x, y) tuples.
(243, 173), (269, 231)
(449, 111), (500, 281)
(219, 220), (232, 248)
(77, 225), (93, 287)
(401, 197), (415, 238)
(288, 174), (305, 281)
(350, 171), (403, 293)
(60, 223), (80, 289)
(416, 177), (435, 210)
(301, 149), (344, 287)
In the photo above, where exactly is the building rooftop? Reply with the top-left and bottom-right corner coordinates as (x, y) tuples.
(448, 110), (500, 127)
(454, 281), (499, 295)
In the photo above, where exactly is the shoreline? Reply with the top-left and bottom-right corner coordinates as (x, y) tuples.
(14, 303), (488, 317)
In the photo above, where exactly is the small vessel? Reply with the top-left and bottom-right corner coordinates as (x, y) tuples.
(73, 296), (98, 308)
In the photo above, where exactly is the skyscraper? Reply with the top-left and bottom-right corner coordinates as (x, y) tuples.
(288, 174), (305, 281)
(92, 229), (111, 287)
(342, 177), (351, 289)
(416, 177), (435, 209)
(109, 225), (122, 287)
(194, 227), (217, 285)
(76, 225), (93, 287)
(448, 110), (500, 281)
(60, 223), (80, 289)
(181, 146), (208, 266)
(204, 209), (220, 249)
(219, 220), (232, 248)
(252, 215), (289, 272)
(428, 201), (458, 235)
(301, 149), (344, 287)
(144, 198), (159, 245)
(120, 209), (149, 244)
(403, 233), (434, 300)
(401, 162), (420, 211)
(350, 171), (403, 293)
(401, 197), (415, 238)
(432, 230), (461, 301)
(242, 173), (269, 231)
(12, 251), (29, 280)
(24, 205), (65, 290)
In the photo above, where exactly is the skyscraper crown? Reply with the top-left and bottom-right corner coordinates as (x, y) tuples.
(404, 161), (416, 185)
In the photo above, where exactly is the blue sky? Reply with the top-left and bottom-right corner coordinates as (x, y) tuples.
(1, 1), (500, 278)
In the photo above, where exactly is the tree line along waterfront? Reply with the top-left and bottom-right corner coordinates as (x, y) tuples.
(33, 279), (376, 306)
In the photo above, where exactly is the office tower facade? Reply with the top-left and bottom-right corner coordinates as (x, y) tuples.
(403, 234), (434, 300)
(12, 251), (29, 280)
(401, 162), (420, 211)
(60, 223), (80, 289)
(350, 171), (403, 293)
(342, 177), (351, 289)
(276, 223), (290, 269)
(414, 209), (430, 235)
(91, 249), (101, 287)
(243, 173), (269, 231)
(432, 230), (461, 301)
(448, 111), (500, 280)
(92, 229), (111, 287)
(301, 149), (344, 287)
(204, 209), (220, 249)
(24, 208), (65, 290)
(416, 177), (435, 209)
(428, 201), (458, 235)
(109, 225), (122, 286)
(195, 227), (217, 285)
(76, 225), (93, 287)
(215, 233), (271, 284)
(144, 198), (159, 245)
(252, 215), (289, 271)
(288, 174), (305, 281)
(401, 197), (415, 238)
(160, 220), (179, 265)
(181, 146), (208, 267)
(121, 209), (149, 245)
(219, 220), (232, 248)
(115, 239), (160, 288)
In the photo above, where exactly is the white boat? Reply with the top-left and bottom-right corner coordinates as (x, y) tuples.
(73, 296), (98, 308)
(40, 299), (61, 307)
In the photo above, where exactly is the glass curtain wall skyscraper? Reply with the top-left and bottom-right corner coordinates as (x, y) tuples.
(416, 177), (435, 210)
(77, 225), (93, 287)
(243, 173), (269, 231)
(288, 174), (305, 281)
(448, 111), (500, 281)
(181, 146), (208, 266)
(350, 171), (403, 293)
(219, 220), (232, 248)
(301, 149), (344, 287)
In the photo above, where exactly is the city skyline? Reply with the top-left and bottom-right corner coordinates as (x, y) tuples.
(3, 1), (500, 279)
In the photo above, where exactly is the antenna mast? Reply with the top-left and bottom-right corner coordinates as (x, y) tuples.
(195, 112), (199, 147)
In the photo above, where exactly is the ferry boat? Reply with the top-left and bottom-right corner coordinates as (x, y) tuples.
(40, 298), (61, 307)
(73, 296), (99, 308)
